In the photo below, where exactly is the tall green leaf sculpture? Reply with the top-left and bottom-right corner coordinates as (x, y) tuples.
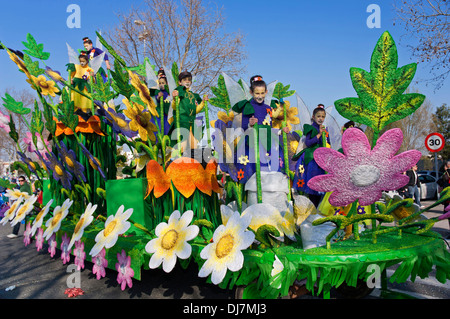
(335, 31), (425, 144)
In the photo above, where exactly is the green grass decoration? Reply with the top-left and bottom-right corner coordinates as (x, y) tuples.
(335, 31), (425, 143)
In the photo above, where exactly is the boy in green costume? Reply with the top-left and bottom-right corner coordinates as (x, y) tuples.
(170, 71), (208, 151)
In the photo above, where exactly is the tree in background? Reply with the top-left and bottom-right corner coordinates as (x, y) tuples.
(394, 0), (450, 90)
(432, 103), (450, 163)
(103, 0), (247, 94)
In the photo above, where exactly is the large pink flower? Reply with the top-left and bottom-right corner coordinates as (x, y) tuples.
(23, 132), (50, 157)
(308, 128), (421, 207)
(0, 110), (10, 133)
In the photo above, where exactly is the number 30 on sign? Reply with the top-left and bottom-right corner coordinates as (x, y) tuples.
(425, 132), (445, 153)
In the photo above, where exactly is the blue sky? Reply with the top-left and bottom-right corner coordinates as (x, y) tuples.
(0, 0), (448, 126)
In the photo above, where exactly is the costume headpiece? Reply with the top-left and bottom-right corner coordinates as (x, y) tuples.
(252, 76), (263, 82)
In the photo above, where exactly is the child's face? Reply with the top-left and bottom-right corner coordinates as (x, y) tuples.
(79, 58), (88, 67)
(313, 111), (326, 125)
(84, 42), (93, 51)
(251, 86), (267, 104)
(158, 78), (167, 90)
(179, 77), (192, 89)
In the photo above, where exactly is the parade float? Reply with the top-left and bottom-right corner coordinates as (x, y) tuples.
(0, 30), (449, 299)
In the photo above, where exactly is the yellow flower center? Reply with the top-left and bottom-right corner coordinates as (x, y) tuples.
(89, 157), (101, 169)
(16, 204), (29, 217)
(74, 217), (85, 234)
(161, 229), (179, 250)
(215, 234), (234, 259)
(136, 114), (148, 127)
(55, 165), (64, 176)
(30, 162), (37, 170)
(116, 118), (128, 128)
(51, 212), (63, 227)
(39, 80), (49, 89)
(104, 220), (117, 237)
(65, 156), (74, 168)
(36, 209), (46, 222)
(393, 206), (411, 220)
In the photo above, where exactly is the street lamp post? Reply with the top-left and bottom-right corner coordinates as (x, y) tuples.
(134, 19), (147, 62)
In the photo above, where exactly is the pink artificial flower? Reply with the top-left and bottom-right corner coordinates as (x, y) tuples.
(23, 223), (32, 246)
(92, 248), (108, 280)
(115, 249), (134, 291)
(35, 227), (44, 251)
(0, 110), (10, 133)
(48, 234), (57, 257)
(60, 233), (71, 264)
(438, 204), (450, 221)
(74, 240), (86, 270)
(308, 128), (422, 207)
(23, 132), (50, 157)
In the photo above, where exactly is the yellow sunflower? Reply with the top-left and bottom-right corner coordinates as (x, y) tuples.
(128, 71), (158, 117)
(27, 75), (59, 97)
(211, 111), (234, 128)
(7, 50), (32, 79)
(123, 98), (157, 143)
(272, 101), (300, 131)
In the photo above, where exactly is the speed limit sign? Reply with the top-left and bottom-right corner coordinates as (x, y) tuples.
(425, 132), (445, 152)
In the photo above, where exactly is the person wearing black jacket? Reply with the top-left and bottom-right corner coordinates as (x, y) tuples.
(406, 165), (423, 208)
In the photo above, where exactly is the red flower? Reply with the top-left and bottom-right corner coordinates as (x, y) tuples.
(237, 169), (245, 181)
(266, 108), (272, 117)
(64, 287), (85, 298)
(297, 179), (305, 188)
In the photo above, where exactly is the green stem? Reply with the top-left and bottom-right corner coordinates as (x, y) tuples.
(253, 123), (262, 203)
(204, 97), (211, 149)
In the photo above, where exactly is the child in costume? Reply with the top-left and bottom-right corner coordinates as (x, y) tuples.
(231, 75), (290, 181)
(170, 70), (208, 151)
(69, 54), (94, 118)
(150, 68), (171, 138)
(293, 104), (330, 207)
(82, 37), (110, 83)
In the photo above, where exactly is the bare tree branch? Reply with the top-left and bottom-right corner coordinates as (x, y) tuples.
(103, 0), (247, 94)
(394, 0), (450, 90)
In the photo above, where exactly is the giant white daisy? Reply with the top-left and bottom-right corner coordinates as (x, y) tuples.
(43, 198), (73, 241)
(0, 196), (25, 225)
(89, 205), (133, 257)
(68, 203), (97, 250)
(11, 194), (38, 226)
(5, 189), (30, 201)
(31, 199), (54, 236)
(198, 211), (255, 285)
(145, 210), (199, 273)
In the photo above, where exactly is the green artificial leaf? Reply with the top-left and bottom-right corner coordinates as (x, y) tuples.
(42, 100), (56, 135)
(0, 178), (17, 189)
(128, 57), (154, 78)
(21, 33), (50, 60)
(171, 62), (180, 85)
(255, 224), (280, 247)
(12, 161), (31, 177)
(8, 115), (19, 143)
(110, 59), (134, 99)
(209, 74), (231, 113)
(2, 93), (30, 115)
(92, 72), (117, 102)
(272, 82), (295, 101)
(31, 100), (44, 135)
(334, 31), (425, 135)
(58, 90), (78, 131)
(95, 31), (127, 67)
(22, 54), (45, 77)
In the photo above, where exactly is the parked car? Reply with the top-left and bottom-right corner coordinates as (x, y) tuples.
(418, 174), (439, 200)
(417, 170), (439, 178)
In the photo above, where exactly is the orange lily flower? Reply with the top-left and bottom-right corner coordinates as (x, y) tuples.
(54, 116), (105, 137)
